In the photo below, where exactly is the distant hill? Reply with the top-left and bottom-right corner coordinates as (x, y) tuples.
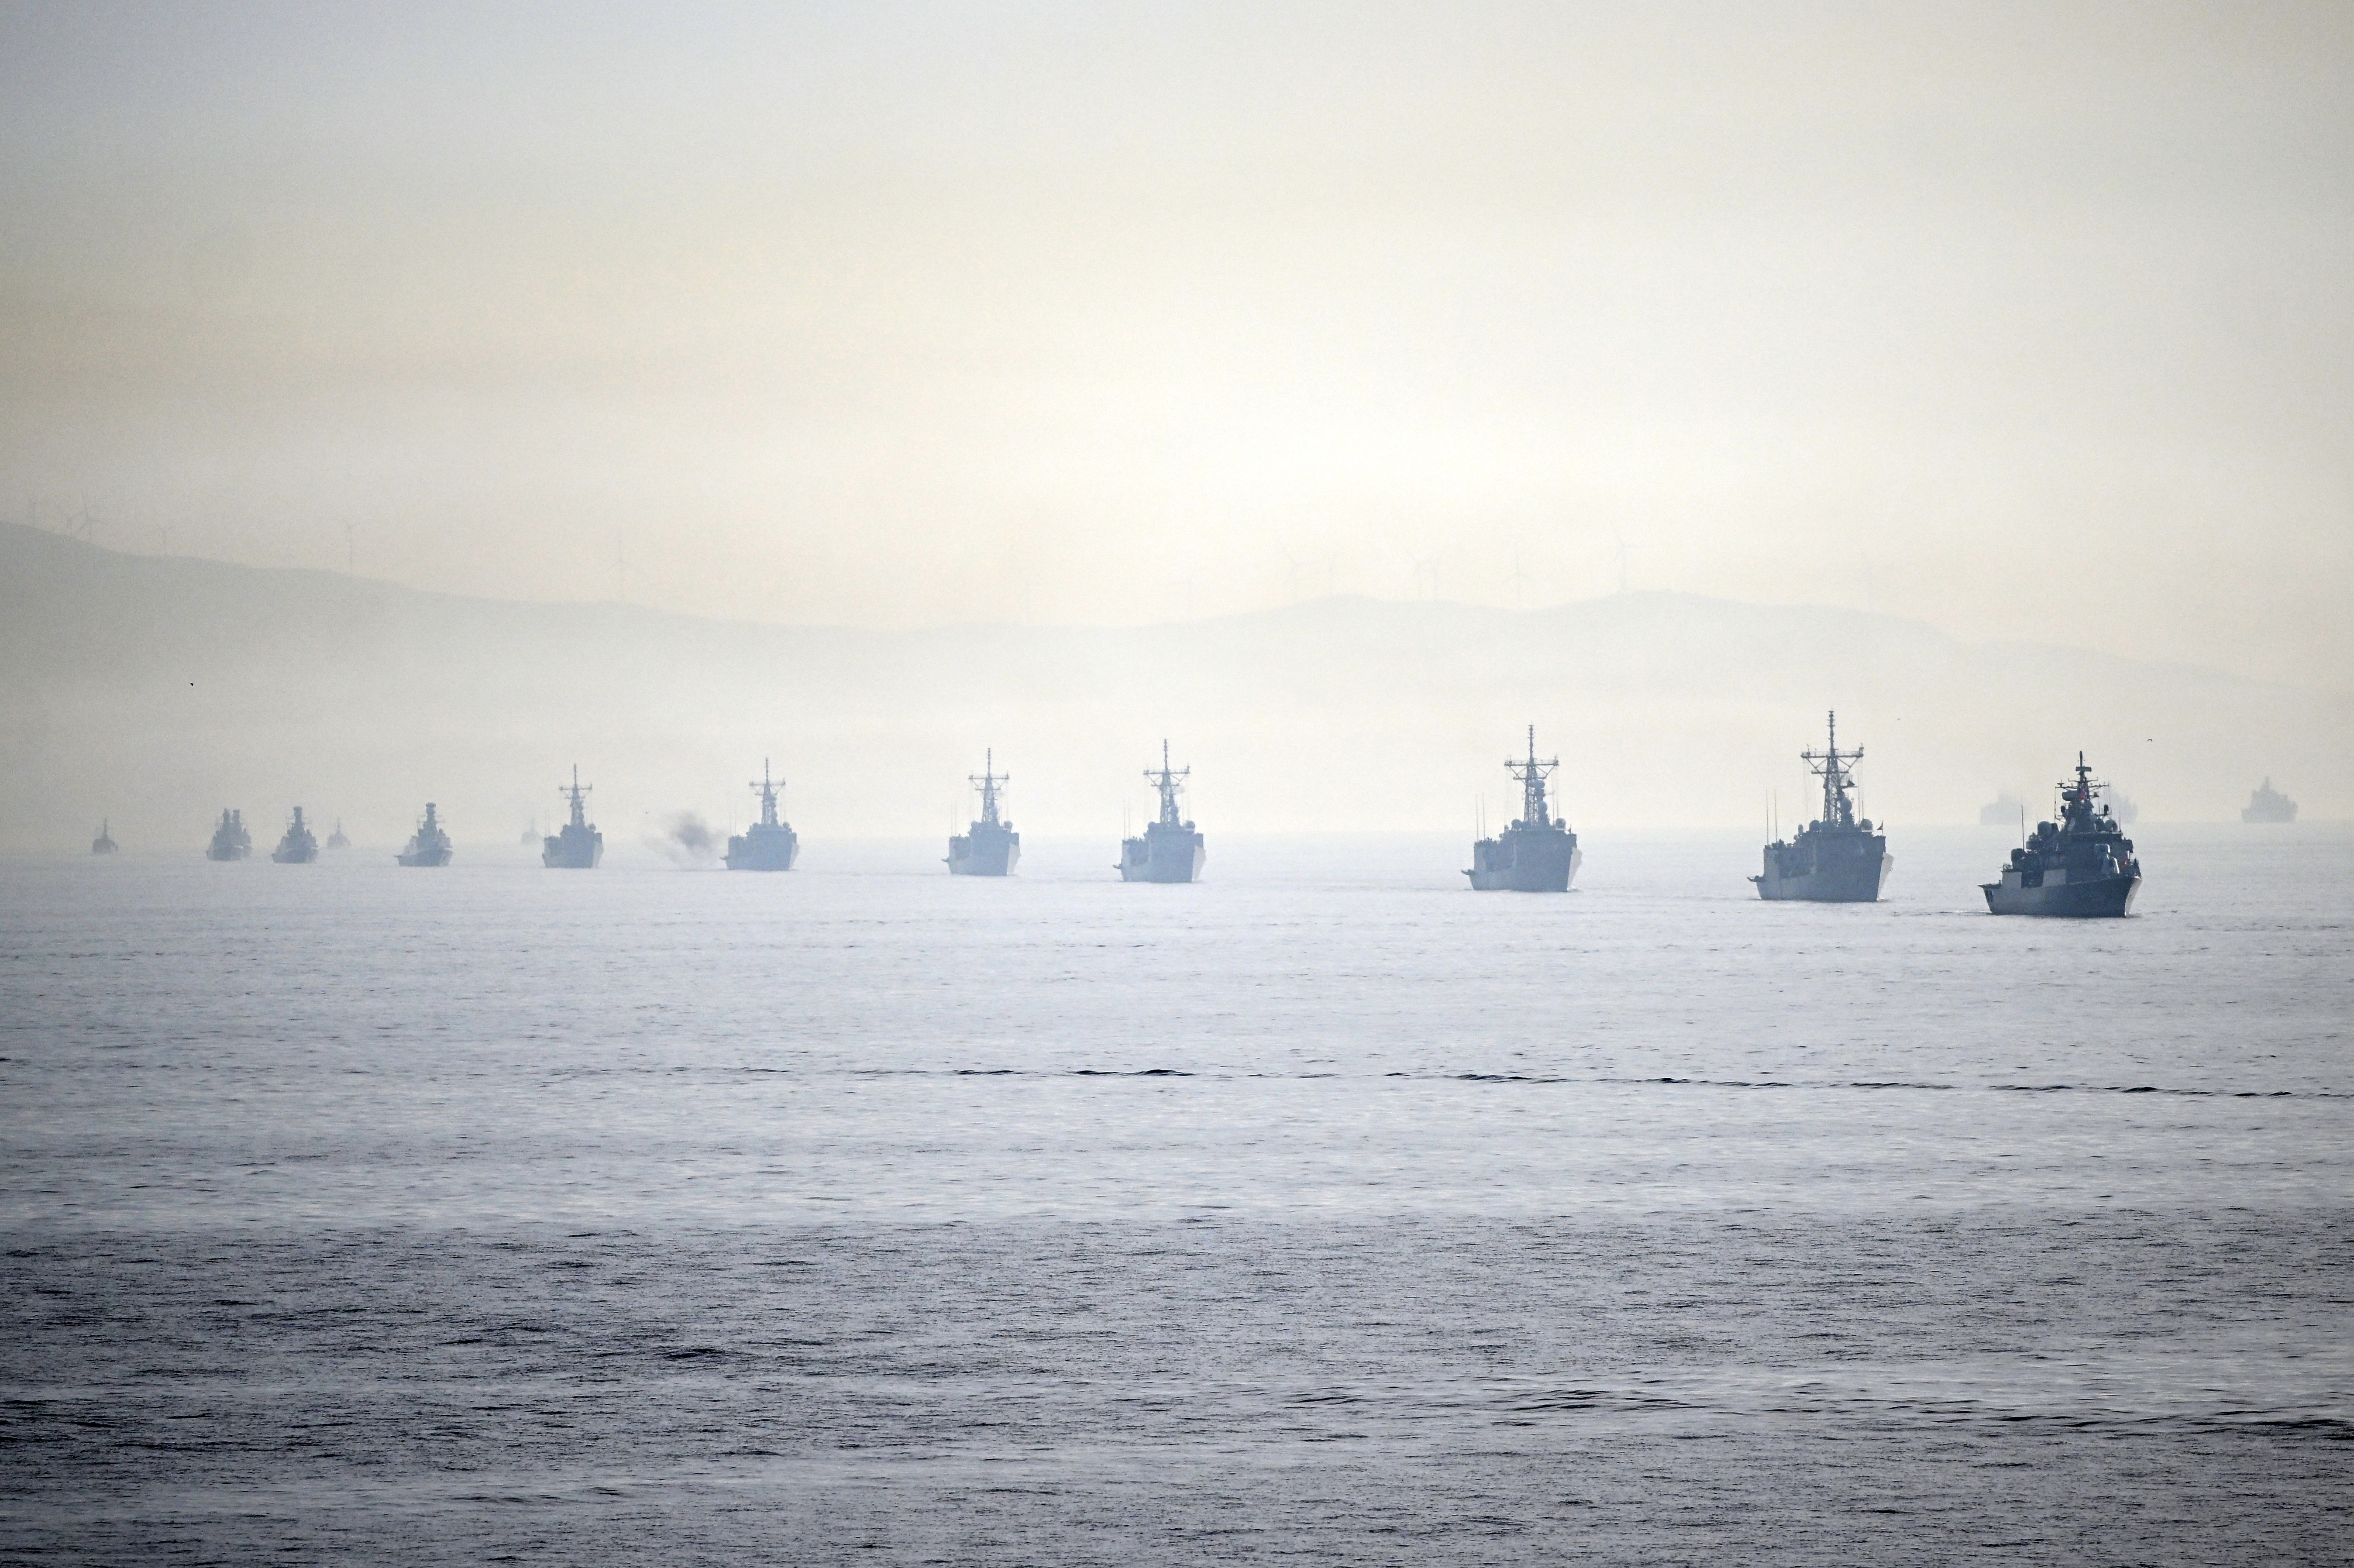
(1, 522), (2342, 849)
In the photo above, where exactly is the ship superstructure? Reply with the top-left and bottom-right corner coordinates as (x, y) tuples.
(1119, 741), (1204, 883)
(947, 750), (1019, 876)
(1753, 712), (1891, 902)
(206, 809), (251, 861)
(91, 819), (117, 855)
(542, 767), (604, 869)
(724, 760), (799, 871)
(1982, 753), (2141, 917)
(397, 802), (454, 867)
(1467, 726), (1580, 891)
(327, 818), (351, 850)
(2244, 778), (2298, 823)
(272, 807), (319, 864)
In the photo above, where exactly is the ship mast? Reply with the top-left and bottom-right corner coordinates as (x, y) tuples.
(1504, 725), (1558, 827)
(560, 765), (592, 828)
(2058, 752), (2103, 830)
(1146, 739), (1190, 827)
(1800, 711), (1860, 828)
(970, 749), (1007, 828)
(749, 758), (783, 828)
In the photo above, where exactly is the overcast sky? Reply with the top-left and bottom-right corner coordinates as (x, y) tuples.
(3, 0), (2348, 684)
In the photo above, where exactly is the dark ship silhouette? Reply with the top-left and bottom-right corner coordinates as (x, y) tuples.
(1982, 754), (2140, 917)
(1753, 712), (1890, 902)
(91, 819), (117, 854)
(326, 818), (351, 850)
(1978, 792), (2023, 828)
(542, 768), (603, 868)
(1467, 727), (1580, 891)
(205, 808), (251, 861)
(724, 760), (799, 871)
(1119, 741), (1204, 883)
(272, 807), (319, 863)
(947, 750), (1018, 876)
(398, 803), (453, 866)
(2243, 778), (2297, 823)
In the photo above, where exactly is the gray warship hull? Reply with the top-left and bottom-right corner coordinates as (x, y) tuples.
(948, 824), (1018, 877)
(397, 845), (452, 867)
(1466, 826), (1580, 891)
(1119, 824), (1203, 883)
(724, 823), (798, 871)
(1753, 833), (1889, 902)
(1982, 867), (2139, 917)
(543, 824), (602, 869)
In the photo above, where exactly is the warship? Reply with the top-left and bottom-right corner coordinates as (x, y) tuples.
(206, 808), (251, 861)
(2243, 778), (2298, 823)
(947, 750), (1019, 876)
(1982, 753), (2140, 917)
(1752, 712), (1890, 902)
(397, 802), (454, 866)
(1978, 792), (2023, 828)
(327, 818), (351, 850)
(1119, 741), (1205, 883)
(1466, 726), (1580, 891)
(542, 768), (604, 869)
(272, 807), (319, 864)
(91, 819), (117, 855)
(723, 760), (799, 871)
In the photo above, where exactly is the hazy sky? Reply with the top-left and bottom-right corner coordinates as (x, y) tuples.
(3, 0), (2349, 684)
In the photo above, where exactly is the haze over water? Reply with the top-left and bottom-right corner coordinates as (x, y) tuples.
(5, 829), (2348, 1562)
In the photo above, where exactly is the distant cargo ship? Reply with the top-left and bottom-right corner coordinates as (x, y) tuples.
(272, 807), (319, 864)
(947, 751), (1019, 876)
(1467, 727), (1580, 891)
(1982, 754), (2140, 917)
(2243, 778), (2297, 823)
(91, 819), (117, 855)
(1753, 712), (1890, 902)
(206, 808), (251, 862)
(542, 768), (603, 869)
(1119, 742), (1204, 883)
(724, 760), (798, 871)
(398, 802), (454, 866)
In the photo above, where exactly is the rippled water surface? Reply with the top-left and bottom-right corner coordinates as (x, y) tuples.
(4, 827), (2350, 1563)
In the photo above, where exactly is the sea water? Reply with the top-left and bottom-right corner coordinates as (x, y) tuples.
(3, 827), (2348, 1563)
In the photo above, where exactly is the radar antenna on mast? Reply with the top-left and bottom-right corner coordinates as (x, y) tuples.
(969, 749), (1008, 828)
(1799, 711), (1862, 828)
(748, 759), (785, 828)
(1145, 739), (1191, 827)
(1504, 725), (1559, 827)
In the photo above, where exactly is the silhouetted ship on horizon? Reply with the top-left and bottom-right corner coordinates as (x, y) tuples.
(1753, 712), (1890, 902)
(272, 807), (318, 864)
(1983, 754), (2140, 917)
(91, 819), (117, 854)
(543, 768), (603, 868)
(1120, 742), (1204, 883)
(398, 803), (453, 866)
(948, 750), (1018, 876)
(2244, 778), (2297, 823)
(206, 809), (250, 862)
(327, 818), (351, 850)
(1467, 727), (1580, 891)
(1979, 792), (2023, 828)
(725, 760), (799, 871)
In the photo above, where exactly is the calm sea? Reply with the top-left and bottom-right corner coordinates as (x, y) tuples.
(3, 826), (2349, 1564)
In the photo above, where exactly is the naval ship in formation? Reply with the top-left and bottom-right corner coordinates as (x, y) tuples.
(91, 820), (117, 854)
(1982, 754), (2140, 917)
(398, 803), (454, 866)
(725, 761), (799, 871)
(206, 809), (251, 861)
(2244, 779), (2297, 823)
(1754, 712), (1890, 902)
(543, 768), (603, 868)
(327, 819), (351, 850)
(1120, 742), (1205, 883)
(272, 808), (319, 863)
(1467, 727), (1580, 891)
(948, 751), (1019, 876)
